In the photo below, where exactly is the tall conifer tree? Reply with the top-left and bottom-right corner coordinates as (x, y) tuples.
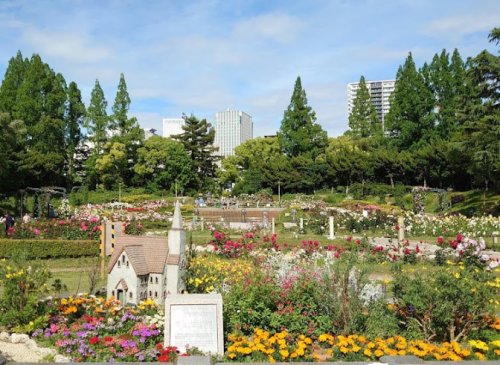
(385, 53), (434, 150)
(348, 75), (381, 138)
(65, 82), (86, 185)
(173, 114), (218, 192)
(85, 80), (109, 156)
(278, 76), (327, 158)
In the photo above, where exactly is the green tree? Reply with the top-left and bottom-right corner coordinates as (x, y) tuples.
(65, 82), (86, 186)
(489, 27), (500, 45)
(134, 136), (194, 192)
(278, 76), (327, 158)
(326, 136), (374, 192)
(85, 79), (109, 157)
(13, 56), (67, 186)
(0, 51), (28, 113)
(422, 49), (466, 139)
(460, 47), (500, 191)
(84, 80), (109, 188)
(95, 141), (127, 189)
(0, 113), (25, 191)
(173, 114), (218, 192)
(348, 75), (381, 138)
(385, 53), (435, 150)
(110, 73), (144, 186)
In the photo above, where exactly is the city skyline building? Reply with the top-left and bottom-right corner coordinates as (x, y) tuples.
(347, 79), (395, 127)
(162, 117), (185, 138)
(214, 109), (253, 157)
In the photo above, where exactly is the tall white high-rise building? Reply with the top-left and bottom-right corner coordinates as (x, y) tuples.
(214, 110), (253, 157)
(347, 79), (395, 126)
(162, 118), (185, 138)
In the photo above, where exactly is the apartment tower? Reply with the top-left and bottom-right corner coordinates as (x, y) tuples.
(214, 110), (253, 157)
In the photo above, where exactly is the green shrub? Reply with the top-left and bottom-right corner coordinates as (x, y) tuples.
(0, 252), (52, 329)
(391, 264), (497, 342)
(0, 239), (99, 259)
(364, 299), (400, 338)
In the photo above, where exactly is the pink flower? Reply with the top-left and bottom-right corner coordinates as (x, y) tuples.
(33, 228), (40, 235)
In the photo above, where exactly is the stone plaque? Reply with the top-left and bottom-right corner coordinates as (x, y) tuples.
(164, 294), (223, 355)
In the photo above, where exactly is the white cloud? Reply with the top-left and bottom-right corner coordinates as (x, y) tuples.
(21, 28), (113, 64)
(423, 13), (499, 37)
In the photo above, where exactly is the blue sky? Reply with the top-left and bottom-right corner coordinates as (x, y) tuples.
(0, 0), (498, 137)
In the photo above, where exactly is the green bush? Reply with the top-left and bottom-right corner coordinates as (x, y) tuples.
(0, 252), (52, 329)
(0, 239), (99, 259)
(391, 263), (497, 342)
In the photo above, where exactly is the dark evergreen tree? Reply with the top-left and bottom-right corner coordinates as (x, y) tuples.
(85, 80), (109, 156)
(110, 73), (144, 185)
(385, 53), (435, 150)
(0, 51), (28, 113)
(65, 82), (86, 186)
(278, 76), (327, 158)
(173, 114), (218, 192)
(348, 75), (381, 138)
(84, 80), (109, 188)
(12, 55), (67, 186)
(423, 49), (466, 139)
(458, 32), (500, 191)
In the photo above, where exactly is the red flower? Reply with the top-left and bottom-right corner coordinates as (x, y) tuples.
(415, 244), (420, 253)
(437, 236), (444, 244)
(346, 236), (352, 242)
(89, 336), (99, 345)
(355, 239), (361, 245)
(456, 233), (463, 243)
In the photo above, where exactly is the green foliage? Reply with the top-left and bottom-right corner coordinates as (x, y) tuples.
(65, 82), (86, 186)
(173, 114), (218, 192)
(364, 299), (400, 338)
(392, 264), (497, 342)
(0, 252), (52, 328)
(278, 76), (327, 159)
(134, 136), (194, 193)
(223, 269), (279, 335)
(0, 239), (99, 259)
(348, 76), (381, 138)
(85, 79), (108, 156)
(385, 53), (435, 150)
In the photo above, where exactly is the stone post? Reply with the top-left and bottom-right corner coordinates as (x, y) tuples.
(329, 216), (335, 240)
(271, 218), (275, 235)
(397, 216), (405, 243)
(200, 217), (204, 230)
(299, 218), (304, 232)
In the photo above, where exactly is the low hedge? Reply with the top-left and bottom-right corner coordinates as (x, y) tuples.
(0, 239), (99, 259)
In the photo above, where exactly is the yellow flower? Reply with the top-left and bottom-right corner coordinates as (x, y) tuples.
(279, 349), (289, 359)
(454, 272), (460, 279)
(364, 348), (372, 357)
(374, 349), (384, 357)
(228, 353), (236, 359)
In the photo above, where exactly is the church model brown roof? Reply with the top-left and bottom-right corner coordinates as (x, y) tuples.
(107, 235), (169, 275)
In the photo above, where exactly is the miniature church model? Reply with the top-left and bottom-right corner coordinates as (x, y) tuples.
(106, 201), (186, 305)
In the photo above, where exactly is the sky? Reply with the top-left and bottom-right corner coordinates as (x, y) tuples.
(0, 0), (498, 137)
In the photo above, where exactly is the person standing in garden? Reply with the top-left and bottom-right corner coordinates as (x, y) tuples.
(4, 212), (14, 235)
